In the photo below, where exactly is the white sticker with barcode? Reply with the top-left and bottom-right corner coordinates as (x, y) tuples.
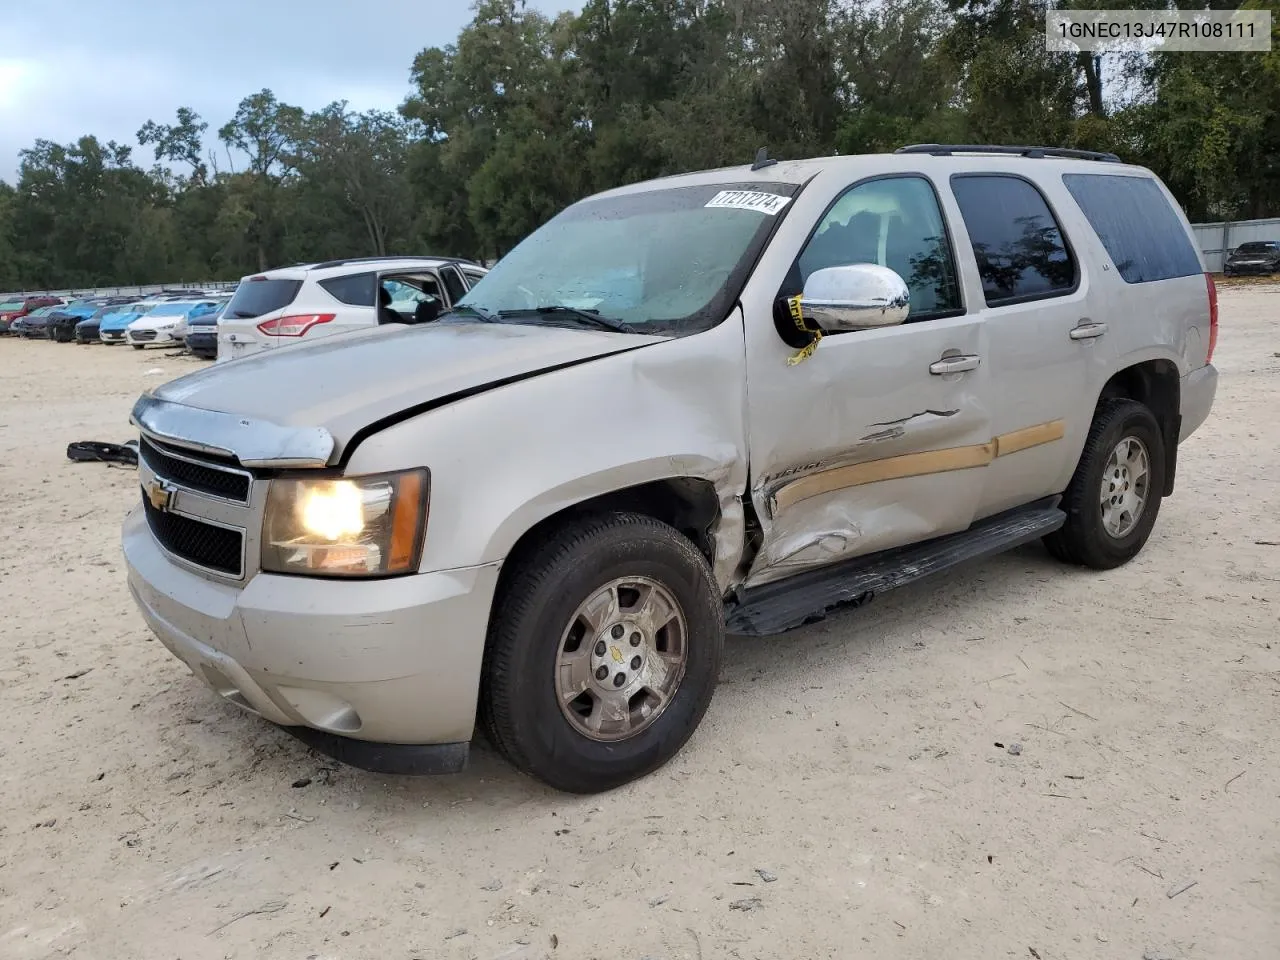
(705, 190), (792, 215)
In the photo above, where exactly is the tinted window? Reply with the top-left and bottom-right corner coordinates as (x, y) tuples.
(1062, 173), (1202, 284)
(440, 266), (467, 304)
(319, 272), (377, 306)
(1237, 241), (1277, 253)
(792, 175), (962, 319)
(951, 175), (1075, 304)
(224, 278), (303, 318)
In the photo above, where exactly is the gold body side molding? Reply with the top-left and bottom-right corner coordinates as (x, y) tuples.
(772, 419), (1065, 512)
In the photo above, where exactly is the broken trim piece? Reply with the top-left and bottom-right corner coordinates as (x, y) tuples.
(771, 419), (1065, 511)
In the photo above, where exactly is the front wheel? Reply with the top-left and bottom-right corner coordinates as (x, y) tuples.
(1044, 399), (1166, 569)
(131, 344), (145, 350)
(480, 512), (724, 794)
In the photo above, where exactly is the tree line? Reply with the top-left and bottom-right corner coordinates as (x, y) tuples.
(1, 0), (1276, 291)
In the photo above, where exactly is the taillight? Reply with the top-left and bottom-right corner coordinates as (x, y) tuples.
(257, 314), (336, 337)
(1205, 272), (1218, 364)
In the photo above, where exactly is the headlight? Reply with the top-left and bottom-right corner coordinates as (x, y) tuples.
(261, 469), (429, 577)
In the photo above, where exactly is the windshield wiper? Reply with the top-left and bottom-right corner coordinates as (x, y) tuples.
(438, 303), (499, 323)
(498, 306), (639, 335)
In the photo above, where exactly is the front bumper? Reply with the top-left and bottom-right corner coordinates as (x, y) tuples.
(123, 505), (502, 771)
(1179, 363), (1217, 442)
(186, 330), (217, 355)
(1224, 261), (1278, 275)
(127, 328), (178, 346)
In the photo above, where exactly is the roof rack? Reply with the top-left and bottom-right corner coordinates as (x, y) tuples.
(895, 143), (1122, 163)
(309, 255), (480, 271)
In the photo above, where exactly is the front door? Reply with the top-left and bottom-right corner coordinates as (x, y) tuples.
(741, 173), (993, 588)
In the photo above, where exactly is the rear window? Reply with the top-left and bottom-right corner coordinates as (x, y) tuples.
(1062, 174), (1202, 284)
(318, 272), (376, 306)
(950, 174), (1076, 305)
(225, 277), (303, 318)
(0, 300), (23, 311)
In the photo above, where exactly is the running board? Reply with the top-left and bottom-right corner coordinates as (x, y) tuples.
(724, 498), (1065, 637)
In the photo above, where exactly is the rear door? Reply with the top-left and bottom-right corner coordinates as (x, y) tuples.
(948, 172), (1108, 519)
(216, 274), (306, 362)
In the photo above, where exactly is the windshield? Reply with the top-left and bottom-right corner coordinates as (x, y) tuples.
(458, 181), (800, 336)
(149, 302), (194, 317)
(1237, 242), (1275, 253)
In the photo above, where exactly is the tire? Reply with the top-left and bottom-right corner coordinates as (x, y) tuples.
(480, 511), (724, 794)
(1044, 399), (1166, 569)
(132, 344), (145, 350)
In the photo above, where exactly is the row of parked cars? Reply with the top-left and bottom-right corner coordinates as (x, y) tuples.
(0, 289), (232, 359)
(1, 255), (492, 362)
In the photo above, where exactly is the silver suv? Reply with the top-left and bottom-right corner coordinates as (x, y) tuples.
(215, 256), (488, 361)
(123, 144), (1218, 794)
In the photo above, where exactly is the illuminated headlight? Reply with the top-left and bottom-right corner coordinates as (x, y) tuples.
(261, 469), (429, 577)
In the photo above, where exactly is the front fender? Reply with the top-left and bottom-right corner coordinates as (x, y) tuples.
(343, 311), (751, 581)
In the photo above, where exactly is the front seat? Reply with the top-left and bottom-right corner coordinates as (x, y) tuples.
(413, 297), (442, 324)
(377, 287), (402, 325)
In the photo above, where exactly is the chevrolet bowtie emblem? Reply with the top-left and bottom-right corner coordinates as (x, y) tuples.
(146, 478), (175, 512)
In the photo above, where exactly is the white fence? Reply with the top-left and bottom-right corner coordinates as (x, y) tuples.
(1193, 218), (1280, 273)
(2, 281), (238, 299)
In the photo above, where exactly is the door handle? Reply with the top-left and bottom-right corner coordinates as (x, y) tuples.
(929, 354), (981, 375)
(1070, 321), (1108, 340)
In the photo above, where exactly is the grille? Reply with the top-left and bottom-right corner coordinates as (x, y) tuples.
(132, 329), (157, 341)
(140, 438), (251, 503)
(143, 493), (243, 577)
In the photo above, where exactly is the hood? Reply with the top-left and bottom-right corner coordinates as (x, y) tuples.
(149, 320), (668, 456)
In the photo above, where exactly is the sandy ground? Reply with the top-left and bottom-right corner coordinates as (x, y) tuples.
(0, 290), (1277, 960)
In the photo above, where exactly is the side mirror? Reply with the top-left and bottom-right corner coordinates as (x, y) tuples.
(799, 263), (911, 332)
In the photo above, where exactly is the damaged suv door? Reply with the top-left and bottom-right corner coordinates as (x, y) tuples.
(742, 174), (991, 586)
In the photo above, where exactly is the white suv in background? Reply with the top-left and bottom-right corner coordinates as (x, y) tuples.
(215, 256), (488, 362)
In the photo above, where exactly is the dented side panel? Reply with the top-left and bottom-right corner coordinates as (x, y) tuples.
(342, 314), (751, 591)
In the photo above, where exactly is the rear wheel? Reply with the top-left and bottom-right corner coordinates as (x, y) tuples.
(480, 512), (724, 794)
(1044, 399), (1165, 569)
(131, 344), (145, 350)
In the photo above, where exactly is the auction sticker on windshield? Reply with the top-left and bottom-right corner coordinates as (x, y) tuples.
(704, 190), (792, 215)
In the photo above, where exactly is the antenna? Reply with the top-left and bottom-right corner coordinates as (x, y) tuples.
(751, 147), (778, 171)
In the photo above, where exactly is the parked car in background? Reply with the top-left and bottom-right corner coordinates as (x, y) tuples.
(100, 302), (161, 344)
(183, 300), (229, 359)
(125, 299), (222, 349)
(17, 298), (110, 338)
(0, 295), (63, 332)
(1222, 240), (1280, 276)
(216, 256), (486, 362)
(173, 297), (230, 344)
(74, 300), (146, 343)
(9, 304), (60, 336)
(50, 297), (139, 342)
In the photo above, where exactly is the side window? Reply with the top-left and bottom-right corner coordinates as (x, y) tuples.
(440, 266), (468, 305)
(792, 176), (962, 320)
(1061, 173), (1201, 284)
(463, 268), (487, 288)
(950, 175), (1075, 305)
(318, 272), (377, 306)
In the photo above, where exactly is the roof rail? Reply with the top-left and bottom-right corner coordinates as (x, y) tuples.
(309, 254), (480, 271)
(895, 143), (1122, 163)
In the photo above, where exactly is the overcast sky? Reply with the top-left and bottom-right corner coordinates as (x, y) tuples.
(0, 0), (579, 183)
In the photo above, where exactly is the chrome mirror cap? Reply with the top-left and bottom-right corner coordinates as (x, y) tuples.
(799, 263), (911, 332)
